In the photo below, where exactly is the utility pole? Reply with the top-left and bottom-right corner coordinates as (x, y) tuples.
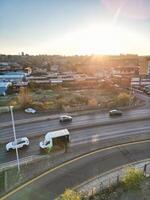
(10, 106), (20, 173)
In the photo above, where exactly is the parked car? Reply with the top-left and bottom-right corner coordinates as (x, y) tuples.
(6, 137), (29, 151)
(59, 115), (72, 122)
(109, 109), (122, 116)
(25, 108), (36, 114)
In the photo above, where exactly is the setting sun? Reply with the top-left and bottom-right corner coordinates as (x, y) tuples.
(47, 22), (150, 55)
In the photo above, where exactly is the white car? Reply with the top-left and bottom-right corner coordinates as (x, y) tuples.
(59, 115), (72, 122)
(25, 108), (36, 114)
(6, 137), (29, 151)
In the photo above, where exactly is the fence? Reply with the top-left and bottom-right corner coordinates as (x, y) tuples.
(76, 159), (150, 197)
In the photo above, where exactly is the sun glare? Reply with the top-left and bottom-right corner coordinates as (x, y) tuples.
(46, 22), (150, 56)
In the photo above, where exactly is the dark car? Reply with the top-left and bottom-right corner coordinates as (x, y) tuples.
(109, 109), (122, 117)
(59, 115), (72, 122)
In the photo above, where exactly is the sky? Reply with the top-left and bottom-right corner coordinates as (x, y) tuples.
(1, 0), (150, 55)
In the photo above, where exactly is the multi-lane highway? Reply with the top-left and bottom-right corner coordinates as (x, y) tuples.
(2, 140), (150, 200)
(1, 108), (150, 142)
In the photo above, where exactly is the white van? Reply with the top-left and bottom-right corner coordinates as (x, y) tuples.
(39, 129), (70, 149)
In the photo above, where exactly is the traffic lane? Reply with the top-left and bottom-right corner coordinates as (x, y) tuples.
(71, 119), (150, 143)
(2, 107), (150, 127)
(1, 108), (150, 141)
(0, 137), (42, 164)
(1, 119), (150, 163)
(6, 141), (150, 200)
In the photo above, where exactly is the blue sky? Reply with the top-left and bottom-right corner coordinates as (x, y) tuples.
(1, 0), (150, 55)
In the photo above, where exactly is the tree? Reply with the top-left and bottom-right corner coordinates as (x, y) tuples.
(116, 92), (130, 106)
(6, 85), (14, 95)
(18, 87), (32, 109)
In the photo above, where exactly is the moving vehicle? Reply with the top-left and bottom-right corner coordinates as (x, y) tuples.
(59, 115), (72, 122)
(25, 108), (36, 114)
(109, 109), (122, 116)
(39, 129), (70, 149)
(6, 137), (29, 151)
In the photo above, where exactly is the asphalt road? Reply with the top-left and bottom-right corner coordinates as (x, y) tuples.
(1, 118), (150, 164)
(3, 140), (150, 200)
(1, 108), (150, 142)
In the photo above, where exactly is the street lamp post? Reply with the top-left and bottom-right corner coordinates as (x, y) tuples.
(10, 106), (20, 173)
(129, 83), (132, 107)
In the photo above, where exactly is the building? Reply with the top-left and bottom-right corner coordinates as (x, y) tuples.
(113, 66), (139, 77)
(0, 82), (12, 96)
(139, 57), (150, 75)
(0, 72), (26, 82)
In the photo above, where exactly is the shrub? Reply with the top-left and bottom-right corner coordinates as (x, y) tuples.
(116, 92), (130, 106)
(31, 101), (44, 111)
(88, 98), (98, 106)
(56, 99), (68, 110)
(57, 189), (81, 200)
(122, 167), (144, 190)
(42, 101), (55, 110)
(17, 87), (33, 109)
(75, 95), (88, 105)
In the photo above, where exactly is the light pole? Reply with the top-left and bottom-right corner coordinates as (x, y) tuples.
(129, 82), (133, 107)
(10, 106), (20, 173)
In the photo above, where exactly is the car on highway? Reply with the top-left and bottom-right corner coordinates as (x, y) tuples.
(6, 137), (29, 151)
(109, 109), (122, 117)
(25, 108), (36, 114)
(59, 115), (72, 122)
